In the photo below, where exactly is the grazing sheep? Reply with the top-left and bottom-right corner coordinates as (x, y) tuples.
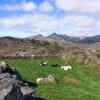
(61, 66), (63, 68)
(36, 75), (58, 84)
(37, 78), (44, 83)
(40, 61), (48, 67)
(61, 65), (72, 71)
(51, 64), (59, 67)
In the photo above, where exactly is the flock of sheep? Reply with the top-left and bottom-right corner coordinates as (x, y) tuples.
(40, 61), (72, 71)
(36, 61), (72, 84)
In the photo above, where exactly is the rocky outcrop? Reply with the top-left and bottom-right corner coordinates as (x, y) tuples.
(0, 61), (35, 100)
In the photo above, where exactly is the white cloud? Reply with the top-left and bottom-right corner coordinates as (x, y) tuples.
(0, 1), (37, 12)
(0, 13), (99, 36)
(0, 13), (62, 31)
(61, 15), (96, 27)
(66, 27), (94, 36)
(96, 21), (100, 28)
(55, 0), (100, 14)
(39, 1), (53, 13)
(0, 15), (32, 28)
(0, 0), (99, 37)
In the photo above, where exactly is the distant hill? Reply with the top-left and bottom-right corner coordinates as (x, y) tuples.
(28, 34), (58, 42)
(28, 34), (46, 40)
(47, 33), (80, 42)
(30, 33), (80, 44)
(0, 34), (100, 45)
(0, 36), (25, 47)
(0, 36), (24, 43)
(0, 36), (63, 57)
(0, 34), (100, 57)
(47, 33), (100, 43)
(78, 35), (100, 43)
(47, 33), (65, 41)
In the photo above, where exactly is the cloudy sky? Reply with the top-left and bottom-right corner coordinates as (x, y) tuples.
(0, 0), (100, 38)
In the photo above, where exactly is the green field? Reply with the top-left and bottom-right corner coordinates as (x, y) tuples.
(1, 58), (100, 100)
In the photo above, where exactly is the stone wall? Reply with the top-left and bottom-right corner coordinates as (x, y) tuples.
(0, 61), (35, 100)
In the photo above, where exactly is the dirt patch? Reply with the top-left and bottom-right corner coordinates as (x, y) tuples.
(64, 77), (81, 84)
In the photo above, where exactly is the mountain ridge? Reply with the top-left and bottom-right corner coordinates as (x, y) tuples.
(0, 33), (100, 43)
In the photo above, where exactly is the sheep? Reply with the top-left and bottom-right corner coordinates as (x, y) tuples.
(36, 75), (58, 84)
(36, 77), (53, 84)
(61, 66), (64, 69)
(37, 78), (44, 83)
(40, 61), (48, 67)
(51, 64), (59, 67)
(61, 65), (72, 71)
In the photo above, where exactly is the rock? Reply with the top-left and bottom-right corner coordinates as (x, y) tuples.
(0, 61), (35, 100)
(0, 73), (12, 79)
(0, 74), (23, 100)
(23, 93), (35, 100)
(21, 86), (35, 100)
(21, 87), (33, 96)
(1, 84), (23, 100)
(37, 75), (58, 84)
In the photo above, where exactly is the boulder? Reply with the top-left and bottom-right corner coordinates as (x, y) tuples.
(0, 61), (35, 100)
(23, 93), (35, 100)
(0, 84), (23, 100)
(21, 87), (34, 96)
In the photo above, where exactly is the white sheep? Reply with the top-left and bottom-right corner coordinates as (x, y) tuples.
(43, 61), (47, 65)
(40, 61), (48, 66)
(37, 78), (44, 83)
(36, 75), (55, 84)
(61, 65), (72, 71)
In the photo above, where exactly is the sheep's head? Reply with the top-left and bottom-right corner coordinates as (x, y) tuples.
(61, 66), (64, 69)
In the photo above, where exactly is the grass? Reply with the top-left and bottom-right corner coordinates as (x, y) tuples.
(1, 57), (100, 100)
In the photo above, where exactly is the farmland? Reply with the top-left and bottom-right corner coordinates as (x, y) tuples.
(1, 57), (100, 100)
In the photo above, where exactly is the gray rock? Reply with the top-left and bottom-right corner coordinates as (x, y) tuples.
(0, 61), (35, 100)
(0, 73), (12, 80)
(21, 87), (33, 96)
(1, 84), (23, 100)
(23, 93), (35, 100)
(0, 75), (23, 100)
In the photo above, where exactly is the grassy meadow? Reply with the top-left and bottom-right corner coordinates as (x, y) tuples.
(1, 57), (100, 100)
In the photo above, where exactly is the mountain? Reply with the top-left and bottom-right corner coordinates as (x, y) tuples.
(47, 33), (100, 43)
(47, 33), (65, 41)
(78, 35), (100, 43)
(31, 34), (46, 41)
(28, 34), (59, 42)
(47, 33), (80, 42)
(0, 36), (25, 47)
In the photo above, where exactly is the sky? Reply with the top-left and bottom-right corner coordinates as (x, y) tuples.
(0, 0), (100, 38)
